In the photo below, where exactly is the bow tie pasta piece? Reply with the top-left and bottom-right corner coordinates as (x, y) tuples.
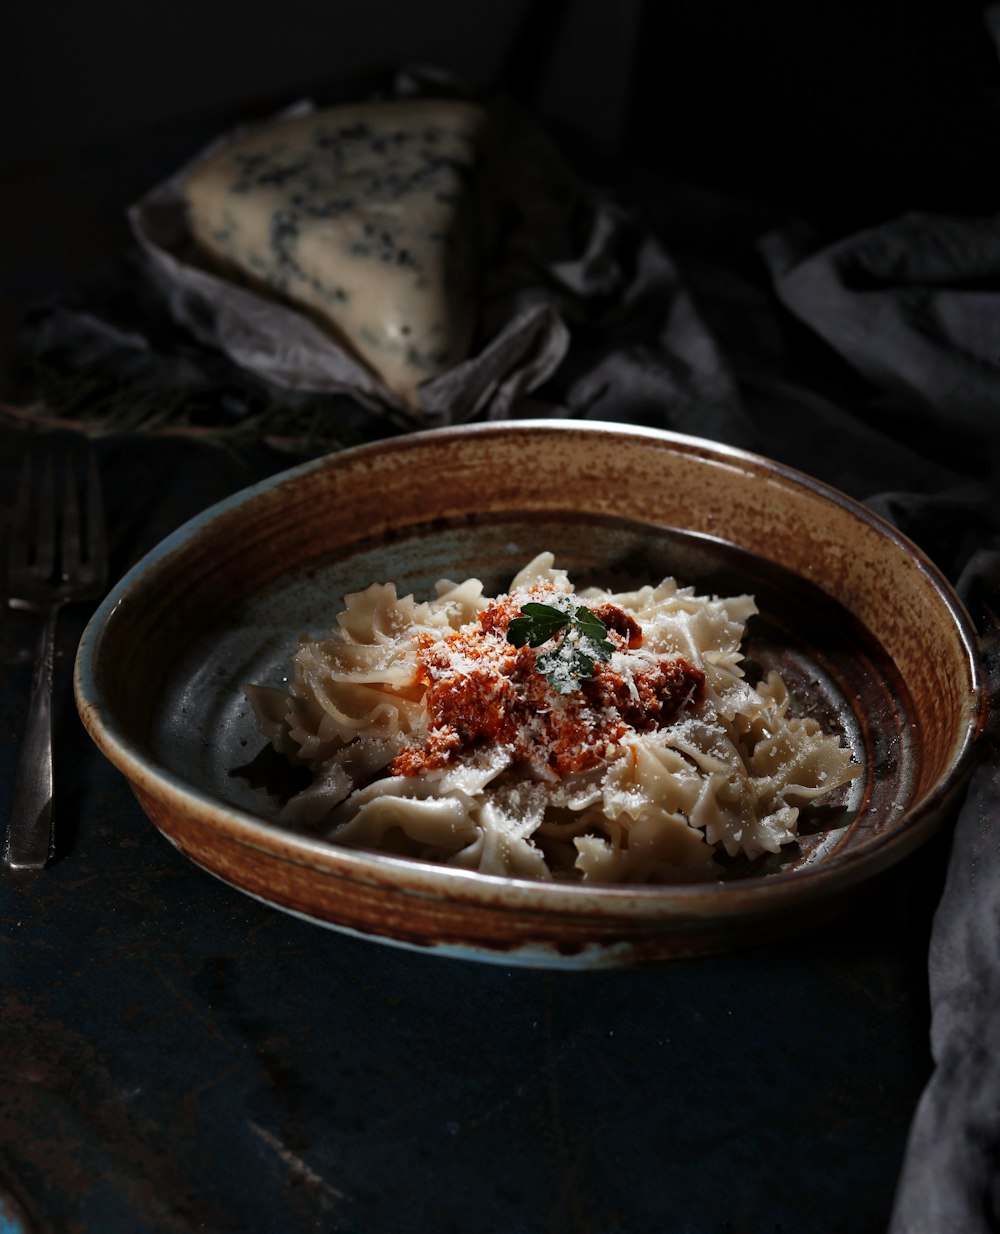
(247, 555), (861, 883)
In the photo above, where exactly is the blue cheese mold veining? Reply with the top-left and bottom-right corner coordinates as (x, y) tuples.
(183, 99), (493, 407)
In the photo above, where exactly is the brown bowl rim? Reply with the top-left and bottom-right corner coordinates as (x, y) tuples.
(74, 420), (988, 924)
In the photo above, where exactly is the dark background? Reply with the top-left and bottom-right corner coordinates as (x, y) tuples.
(5, 0), (1000, 222)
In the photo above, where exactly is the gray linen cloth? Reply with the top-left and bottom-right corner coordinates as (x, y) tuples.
(756, 204), (1000, 1233)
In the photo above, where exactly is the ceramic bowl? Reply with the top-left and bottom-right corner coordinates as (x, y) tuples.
(75, 422), (986, 966)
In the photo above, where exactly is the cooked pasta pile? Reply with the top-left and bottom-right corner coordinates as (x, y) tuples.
(247, 554), (860, 882)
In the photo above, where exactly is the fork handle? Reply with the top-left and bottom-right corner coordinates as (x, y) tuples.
(5, 606), (59, 869)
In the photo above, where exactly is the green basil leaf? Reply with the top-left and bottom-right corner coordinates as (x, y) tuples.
(506, 599), (612, 690)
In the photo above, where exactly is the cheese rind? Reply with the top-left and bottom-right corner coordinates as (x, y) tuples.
(183, 99), (491, 406)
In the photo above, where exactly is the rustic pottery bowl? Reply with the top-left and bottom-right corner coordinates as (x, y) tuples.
(75, 422), (986, 966)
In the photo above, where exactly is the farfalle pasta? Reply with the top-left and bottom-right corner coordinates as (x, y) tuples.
(247, 554), (860, 882)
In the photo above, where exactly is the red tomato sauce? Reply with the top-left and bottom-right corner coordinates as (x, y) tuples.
(389, 595), (704, 778)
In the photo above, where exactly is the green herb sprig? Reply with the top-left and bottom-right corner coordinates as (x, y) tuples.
(507, 602), (614, 694)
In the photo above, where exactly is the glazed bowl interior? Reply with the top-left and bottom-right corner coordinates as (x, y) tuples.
(76, 421), (985, 966)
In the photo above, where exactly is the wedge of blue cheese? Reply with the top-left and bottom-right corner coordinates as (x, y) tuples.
(183, 99), (492, 407)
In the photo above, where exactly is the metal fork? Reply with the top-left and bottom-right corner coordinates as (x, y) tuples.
(5, 443), (108, 869)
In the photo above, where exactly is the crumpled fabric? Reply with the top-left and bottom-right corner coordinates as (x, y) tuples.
(883, 543), (1000, 1234)
(128, 97), (570, 428)
(752, 207), (1000, 578)
(612, 80), (1000, 1228)
(125, 85), (745, 436)
(745, 87), (1000, 1234)
(762, 213), (1000, 439)
(15, 77), (747, 444)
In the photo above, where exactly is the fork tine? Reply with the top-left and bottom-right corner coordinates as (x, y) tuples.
(8, 455), (32, 579)
(60, 451), (82, 582)
(33, 452), (57, 579)
(84, 448), (107, 585)
(5, 439), (109, 869)
(7, 439), (108, 609)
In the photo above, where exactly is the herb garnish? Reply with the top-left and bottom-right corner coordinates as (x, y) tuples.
(507, 602), (615, 694)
